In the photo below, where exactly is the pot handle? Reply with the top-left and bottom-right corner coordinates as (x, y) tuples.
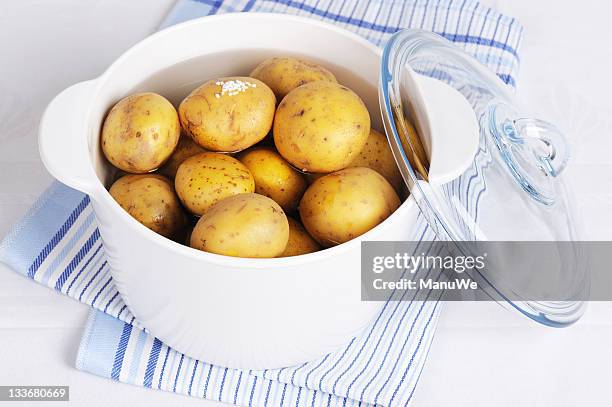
(38, 80), (98, 195)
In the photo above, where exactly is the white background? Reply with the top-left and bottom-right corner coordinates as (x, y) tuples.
(1, 1), (611, 406)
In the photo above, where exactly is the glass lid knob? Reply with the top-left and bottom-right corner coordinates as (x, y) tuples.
(486, 104), (570, 206)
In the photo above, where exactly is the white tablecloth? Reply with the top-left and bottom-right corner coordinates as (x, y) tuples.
(0, 1), (611, 406)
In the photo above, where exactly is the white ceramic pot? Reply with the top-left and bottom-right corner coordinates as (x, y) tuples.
(38, 13), (477, 369)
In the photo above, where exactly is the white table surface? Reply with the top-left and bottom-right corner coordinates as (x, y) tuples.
(1, 1), (611, 406)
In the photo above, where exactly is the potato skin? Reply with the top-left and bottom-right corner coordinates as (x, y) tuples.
(250, 57), (337, 100)
(102, 92), (180, 173)
(109, 174), (186, 239)
(238, 147), (307, 212)
(281, 217), (321, 257)
(190, 193), (289, 258)
(299, 167), (400, 247)
(273, 81), (370, 173)
(179, 77), (276, 152)
(399, 118), (429, 179)
(158, 134), (207, 179)
(348, 129), (403, 192)
(175, 152), (255, 216)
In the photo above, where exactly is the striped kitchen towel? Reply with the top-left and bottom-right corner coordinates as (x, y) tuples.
(0, 1), (523, 406)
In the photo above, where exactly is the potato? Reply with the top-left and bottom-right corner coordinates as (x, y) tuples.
(281, 217), (321, 257)
(175, 152), (255, 216)
(157, 134), (207, 179)
(250, 57), (337, 100)
(190, 193), (289, 258)
(273, 81), (370, 173)
(179, 77), (275, 152)
(398, 118), (429, 180)
(238, 146), (307, 212)
(348, 129), (403, 192)
(102, 92), (180, 173)
(109, 174), (186, 239)
(299, 167), (400, 247)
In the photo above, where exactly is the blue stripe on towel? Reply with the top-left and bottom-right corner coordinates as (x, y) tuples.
(143, 338), (163, 388)
(158, 346), (172, 390)
(111, 323), (133, 380)
(189, 360), (201, 395)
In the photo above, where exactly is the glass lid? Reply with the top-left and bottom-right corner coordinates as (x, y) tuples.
(379, 29), (588, 326)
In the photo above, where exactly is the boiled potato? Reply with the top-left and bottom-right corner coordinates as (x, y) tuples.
(190, 193), (289, 258)
(179, 77), (275, 152)
(398, 117), (429, 180)
(102, 92), (180, 173)
(183, 227), (194, 246)
(109, 174), (186, 239)
(273, 81), (370, 173)
(157, 134), (207, 179)
(348, 129), (403, 192)
(238, 146), (307, 212)
(250, 57), (337, 100)
(175, 152), (255, 216)
(281, 217), (321, 257)
(299, 167), (400, 247)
